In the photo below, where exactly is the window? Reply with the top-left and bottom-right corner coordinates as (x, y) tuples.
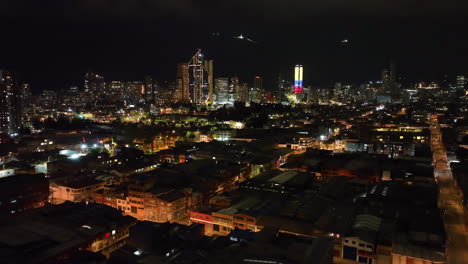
(352, 241), (356, 244)
(367, 245), (373, 249)
(358, 256), (367, 263)
(359, 243), (365, 247)
(131, 206), (137, 214)
(213, 224), (219, 231)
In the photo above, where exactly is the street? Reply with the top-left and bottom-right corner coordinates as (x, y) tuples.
(430, 115), (468, 264)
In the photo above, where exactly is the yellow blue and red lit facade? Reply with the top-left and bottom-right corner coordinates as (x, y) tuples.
(294, 65), (303, 93)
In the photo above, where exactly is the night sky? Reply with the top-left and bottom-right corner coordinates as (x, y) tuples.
(1, 0), (468, 91)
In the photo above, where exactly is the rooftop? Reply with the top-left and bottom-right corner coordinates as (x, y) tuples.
(0, 202), (136, 264)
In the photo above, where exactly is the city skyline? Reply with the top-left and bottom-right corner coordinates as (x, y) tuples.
(1, 1), (468, 263)
(1, 2), (468, 92)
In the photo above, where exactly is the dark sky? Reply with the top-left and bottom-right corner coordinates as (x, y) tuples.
(1, 0), (468, 92)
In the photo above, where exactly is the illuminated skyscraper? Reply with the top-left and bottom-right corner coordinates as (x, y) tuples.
(144, 75), (155, 103)
(250, 76), (263, 102)
(84, 71), (105, 100)
(21, 83), (32, 121)
(237, 83), (249, 103)
(188, 49), (205, 104)
(229, 77), (239, 104)
(0, 71), (10, 133)
(204, 60), (214, 105)
(214, 78), (229, 104)
(176, 63), (190, 102)
(456, 75), (466, 91)
(254, 76), (263, 91)
(334, 82), (342, 100)
(294, 65), (303, 94)
(382, 62), (399, 96)
(0, 70), (22, 134)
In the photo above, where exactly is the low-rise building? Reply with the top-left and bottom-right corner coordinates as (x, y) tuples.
(50, 176), (107, 203)
(0, 173), (49, 217)
(0, 202), (136, 263)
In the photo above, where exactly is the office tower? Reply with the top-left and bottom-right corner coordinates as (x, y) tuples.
(0, 71), (10, 132)
(38, 90), (57, 109)
(254, 76), (262, 91)
(108, 81), (123, 91)
(144, 75), (154, 103)
(456, 75), (466, 91)
(229, 77), (239, 104)
(176, 63), (190, 103)
(238, 83), (249, 103)
(382, 62), (399, 96)
(0, 70), (22, 134)
(381, 69), (391, 92)
(188, 49), (205, 104)
(306, 86), (313, 102)
(59, 85), (84, 109)
(121, 81), (144, 104)
(250, 76), (263, 103)
(22, 83), (31, 102)
(21, 83), (32, 121)
(294, 65), (303, 93)
(334, 82), (342, 100)
(214, 78), (229, 104)
(84, 71), (105, 100)
(204, 60), (214, 105)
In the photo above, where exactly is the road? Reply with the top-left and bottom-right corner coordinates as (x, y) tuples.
(430, 115), (468, 264)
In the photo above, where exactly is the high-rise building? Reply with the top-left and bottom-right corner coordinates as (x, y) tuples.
(237, 83), (249, 103)
(188, 50), (205, 104)
(456, 75), (466, 91)
(250, 76), (263, 103)
(204, 60), (214, 105)
(294, 65), (303, 93)
(229, 77), (239, 104)
(37, 90), (57, 110)
(0, 70), (22, 134)
(121, 81), (144, 104)
(334, 82), (342, 100)
(0, 72), (10, 133)
(144, 75), (155, 103)
(187, 50), (213, 105)
(214, 78), (229, 104)
(21, 83), (32, 121)
(382, 62), (399, 96)
(84, 71), (105, 100)
(176, 63), (190, 103)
